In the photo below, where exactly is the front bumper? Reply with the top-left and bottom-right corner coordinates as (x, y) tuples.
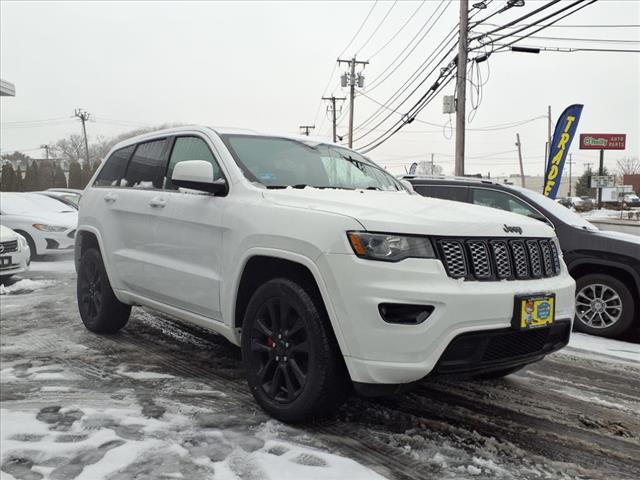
(0, 247), (29, 277)
(34, 229), (75, 255)
(318, 253), (576, 384)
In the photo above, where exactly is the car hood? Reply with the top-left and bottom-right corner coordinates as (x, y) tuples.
(0, 224), (19, 242)
(262, 188), (554, 238)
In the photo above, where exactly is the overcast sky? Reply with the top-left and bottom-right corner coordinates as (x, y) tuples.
(1, 0), (638, 177)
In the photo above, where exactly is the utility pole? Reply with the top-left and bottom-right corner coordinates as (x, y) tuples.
(322, 96), (346, 143)
(546, 105), (552, 174)
(299, 125), (315, 136)
(515, 133), (526, 188)
(454, 0), (469, 176)
(338, 57), (368, 148)
(74, 108), (91, 167)
(40, 144), (50, 160)
(597, 148), (604, 209)
(430, 153), (435, 175)
(567, 153), (575, 197)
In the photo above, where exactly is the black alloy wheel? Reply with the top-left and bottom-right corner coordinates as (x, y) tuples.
(249, 297), (309, 404)
(78, 256), (103, 322)
(242, 277), (349, 422)
(77, 248), (130, 334)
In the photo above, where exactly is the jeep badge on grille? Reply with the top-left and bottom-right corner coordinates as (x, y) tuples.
(503, 225), (523, 235)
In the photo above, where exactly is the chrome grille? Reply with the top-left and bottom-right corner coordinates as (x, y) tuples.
(526, 240), (542, 277)
(539, 240), (554, 276)
(439, 240), (467, 278)
(0, 240), (18, 254)
(511, 240), (529, 279)
(490, 241), (512, 278)
(438, 238), (561, 281)
(548, 241), (562, 274)
(467, 241), (491, 279)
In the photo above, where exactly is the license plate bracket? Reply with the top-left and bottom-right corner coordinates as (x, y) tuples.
(512, 293), (555, 330)
(0, 256), (11, 267)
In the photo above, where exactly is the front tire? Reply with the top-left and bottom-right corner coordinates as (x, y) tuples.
(574, 273), (635, 338)
(77, 248), (131, 333)
(241, 278), (349, 422)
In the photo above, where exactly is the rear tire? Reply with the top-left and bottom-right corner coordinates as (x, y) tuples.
(241, 277), (349, 422)
(574, 273), (635, 338)
(77, 248), (130, 333)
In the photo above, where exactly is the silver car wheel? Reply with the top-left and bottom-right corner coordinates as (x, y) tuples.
(575, 283), (623, 329)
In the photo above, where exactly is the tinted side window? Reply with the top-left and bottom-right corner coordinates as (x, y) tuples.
(164, 137), (222, 190)
(471, 188), (538, 218)
(94, 145), (134, 187)
(413, 185), (468, 202)
(123, 139), (168, 189)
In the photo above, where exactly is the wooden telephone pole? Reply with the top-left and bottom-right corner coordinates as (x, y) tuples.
(516, 133), (526, 188)
(322, 96), (346, 143)
(337, 57), (368, 148)
(454, 0), (469, 176)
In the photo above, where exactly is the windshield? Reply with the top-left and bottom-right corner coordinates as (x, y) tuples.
(221, 134), (404, 191)
(512, 186), (598, 231)
(0, 192), (76, 215)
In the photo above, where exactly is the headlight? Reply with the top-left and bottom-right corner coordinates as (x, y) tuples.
(32, 224), (67, 232)
(17, 235), (28, 247)
(347, 231), (435, 262)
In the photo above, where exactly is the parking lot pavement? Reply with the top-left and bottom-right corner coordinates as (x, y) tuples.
(1, 260), (639, 480)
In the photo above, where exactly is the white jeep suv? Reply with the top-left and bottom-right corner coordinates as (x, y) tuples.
(75, 126), (576, 421)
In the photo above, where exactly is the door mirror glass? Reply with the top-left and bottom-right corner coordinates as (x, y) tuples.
(171, 160), (228, 195)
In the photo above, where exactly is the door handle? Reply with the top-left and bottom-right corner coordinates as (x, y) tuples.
(104, 192), (118, 203)
(149, 197), (167, 208)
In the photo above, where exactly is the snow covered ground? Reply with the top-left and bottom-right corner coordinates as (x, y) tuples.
(1, 258), (639, 480)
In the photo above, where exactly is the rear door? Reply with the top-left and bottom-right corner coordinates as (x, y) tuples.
(98, 138), (171, 297)
(145, 135), (228, 320)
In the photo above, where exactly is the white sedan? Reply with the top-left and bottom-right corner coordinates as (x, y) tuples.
(0, 192), (78, 261)
(0, 225), (30, 280)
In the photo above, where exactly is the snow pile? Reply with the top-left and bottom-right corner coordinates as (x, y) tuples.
(567, 332), (640, 363)
(0, 406), (387, 480)
(0, 279), (57, 295)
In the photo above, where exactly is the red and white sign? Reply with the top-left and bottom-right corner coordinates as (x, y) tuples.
(579, 133), (626, 150)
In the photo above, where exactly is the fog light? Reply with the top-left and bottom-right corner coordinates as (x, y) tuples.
(378, 303), (434, 325)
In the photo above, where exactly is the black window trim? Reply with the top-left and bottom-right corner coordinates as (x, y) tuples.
(92, 144), (136, 189)
(121, 137), (172, 191)
(162, 134), (229, 195)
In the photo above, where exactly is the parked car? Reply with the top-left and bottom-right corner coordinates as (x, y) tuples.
(405, 176), (640, 338)
(0, 192), (78, 261)
(36, 189), (82, 209)
(0, 225), (30, 282)
(622, 193), (640, 208)
(47, 188), (83, 207)
(76, 126), (575, 421)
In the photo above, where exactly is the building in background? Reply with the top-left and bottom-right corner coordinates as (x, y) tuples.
(493, 175), (578, 198)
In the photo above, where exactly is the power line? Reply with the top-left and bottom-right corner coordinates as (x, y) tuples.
(493, 44), (640, 54)
(367, 1), (426, 60)
(365, 0), (452, 91)
(356, 1), (398, 55)
(483, 22), (640, 29)
(311, 1), (377, 129)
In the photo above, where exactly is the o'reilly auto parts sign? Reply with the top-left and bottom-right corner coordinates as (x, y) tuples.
(579, 133), (626, 150)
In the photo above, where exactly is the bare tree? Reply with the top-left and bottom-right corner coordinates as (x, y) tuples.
(616, 156), (640, 176)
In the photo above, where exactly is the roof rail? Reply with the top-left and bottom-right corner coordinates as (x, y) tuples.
(401, 174), (501, 185)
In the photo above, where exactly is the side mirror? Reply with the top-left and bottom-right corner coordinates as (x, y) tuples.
(171, 160), (228, 195)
